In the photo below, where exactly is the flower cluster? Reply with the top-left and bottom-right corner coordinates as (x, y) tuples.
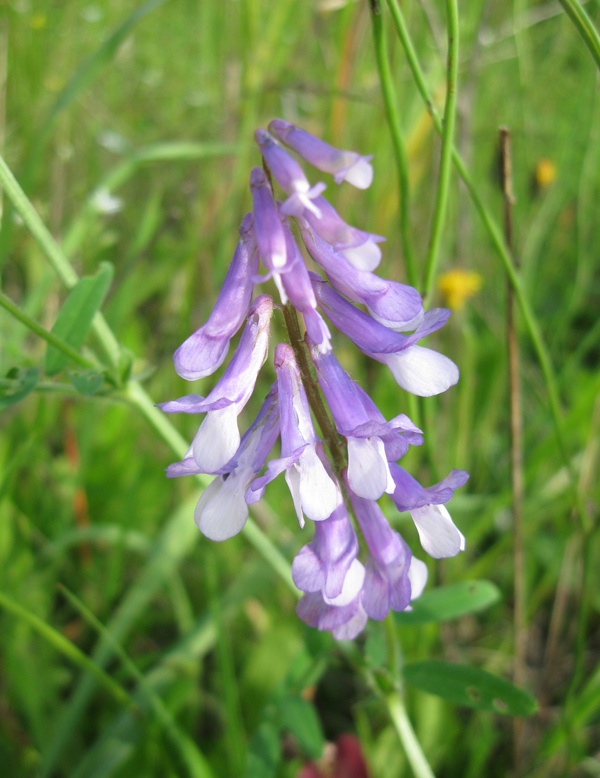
(161, 120), (468, 639)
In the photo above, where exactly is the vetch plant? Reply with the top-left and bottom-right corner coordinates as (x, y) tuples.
(161, 121), (469, 640)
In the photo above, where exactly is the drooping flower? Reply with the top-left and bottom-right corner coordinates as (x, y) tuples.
(159, 295), (273, 473)
(310, 345), (422, 500)
(250, 166), (288, 301)
(269, 119), (374, 189)
(255, 129), (326, 218)
(302, 195), (384, 272)
(346, 477), (428, 621)
(173, 213), (258, 380)
(313, 277), (459, 397)
(166, 386), (280, 541)
(246, 343), (338, 526)
(389, 464), (468, 558)
(292, 491), (359, 600)
(300, 220), (422, 331)
(280, 221), (331, 351)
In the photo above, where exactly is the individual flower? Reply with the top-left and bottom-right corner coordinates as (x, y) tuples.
(246, 343), (338, 526)
(389, 464), (468, 558)
(302, 195), (384, 272)
(250, 166), (288, 301)
(310, 346), (422, 500)
(300, 220), (422, 331)
(281, 221), (331, 351)
(166, 386), (280, 541)
(292, 490), (359, 600)
(346, 477), (428, 621)
(313, 277), (459, 397)
(269, 119), (374, 189)
(173, 213), (258, 380)
(255, 128), (326, 217)
(437, 267), (482, 312)
(159, 295), (273, 473)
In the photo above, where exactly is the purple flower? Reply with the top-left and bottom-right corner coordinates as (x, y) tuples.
(255, 129), (326, 218)
(280, 221), (331, 351)
(246, 343), (338, 526)
(269, 119), (374, 189)
(311, 346), (422, 500)
(346, 478), (428, 621)
(300, 220), (422, 331)
(250, 166), (288, 301)
(390, 464), (468, 558)
(302, 195), (384, 272)
(313, 277), (459, 397)
(296, 560), (368, 639)
(173, 213), (258, 380)
(166, 386), (280, 541)
(292, 496), (359, 600)
(159, 295), (273, 473)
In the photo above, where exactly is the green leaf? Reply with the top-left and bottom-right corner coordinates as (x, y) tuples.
(364, 622), (387, 668)
(0, 367), (38, 410)
(67, 370), (104, 396)
(395, 580), (501, 625)
(246, 723), (281, 778)
(45, 263), (114, 376)
(278, 694), (324, 759)
(403, 661), (537, 716)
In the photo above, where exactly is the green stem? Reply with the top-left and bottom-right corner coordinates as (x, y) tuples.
(386, 0), (589, 530)
(0, 154), (121, 371)
(385, 692), (436, 778)
(0, 290), (98, 371)
(558, 0), (600, 71)
(370, 0), (419, 290)
(423, 0), (459, 301)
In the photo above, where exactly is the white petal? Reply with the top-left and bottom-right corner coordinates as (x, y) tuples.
(343, 159), (373, 189)
(347, 436), (392, 500)
(368, 305), (424, 333)
(408, 557), (428, 600)
(192, 406), (240, 472)
(194, 471), (250, 541)
(410, 503), (466, 558)
(323, 559), (365, 606)
(341, 239), (381, 272)
(385, 346), (459, 397)
(285, 466), (305, 528)
(297, 446), (338, 521)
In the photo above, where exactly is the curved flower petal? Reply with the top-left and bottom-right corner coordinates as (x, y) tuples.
(410, 503), (466, 559)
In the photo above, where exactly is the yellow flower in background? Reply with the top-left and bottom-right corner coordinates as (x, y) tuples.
(535, 158), (557, 189)
(438, 268), (483, 311)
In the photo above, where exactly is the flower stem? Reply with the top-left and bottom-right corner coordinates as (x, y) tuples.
(370, 0), (419, 290)
(281, 302), (345, 473)
(558, 0), (600, 72)
(385, 692), (436, 778)
(385, 0), (590, 531)
(0, 153), (121, 371)
(0, 290), (98, 371)
(423, 0), (459, 302)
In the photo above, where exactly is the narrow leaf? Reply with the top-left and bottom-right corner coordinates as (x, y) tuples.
(0, 367), (38, 410)
(395, 580), (501, 625)
(403, 661), (537, 716)
(45, 263), (114, 376)
(246, 723), (281, 778)
(279, 695), (325, 759)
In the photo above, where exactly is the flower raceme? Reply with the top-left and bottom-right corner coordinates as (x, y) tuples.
(160, 120), (468, 640)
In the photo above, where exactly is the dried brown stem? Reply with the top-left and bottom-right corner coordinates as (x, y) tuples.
(500, 126), (527, 774)
(281, 302), (345, 473)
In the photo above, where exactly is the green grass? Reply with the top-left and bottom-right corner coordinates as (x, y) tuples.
(1, 1), (599, 776)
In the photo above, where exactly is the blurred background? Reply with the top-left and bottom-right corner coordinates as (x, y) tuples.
(1, 0), (599, 776)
